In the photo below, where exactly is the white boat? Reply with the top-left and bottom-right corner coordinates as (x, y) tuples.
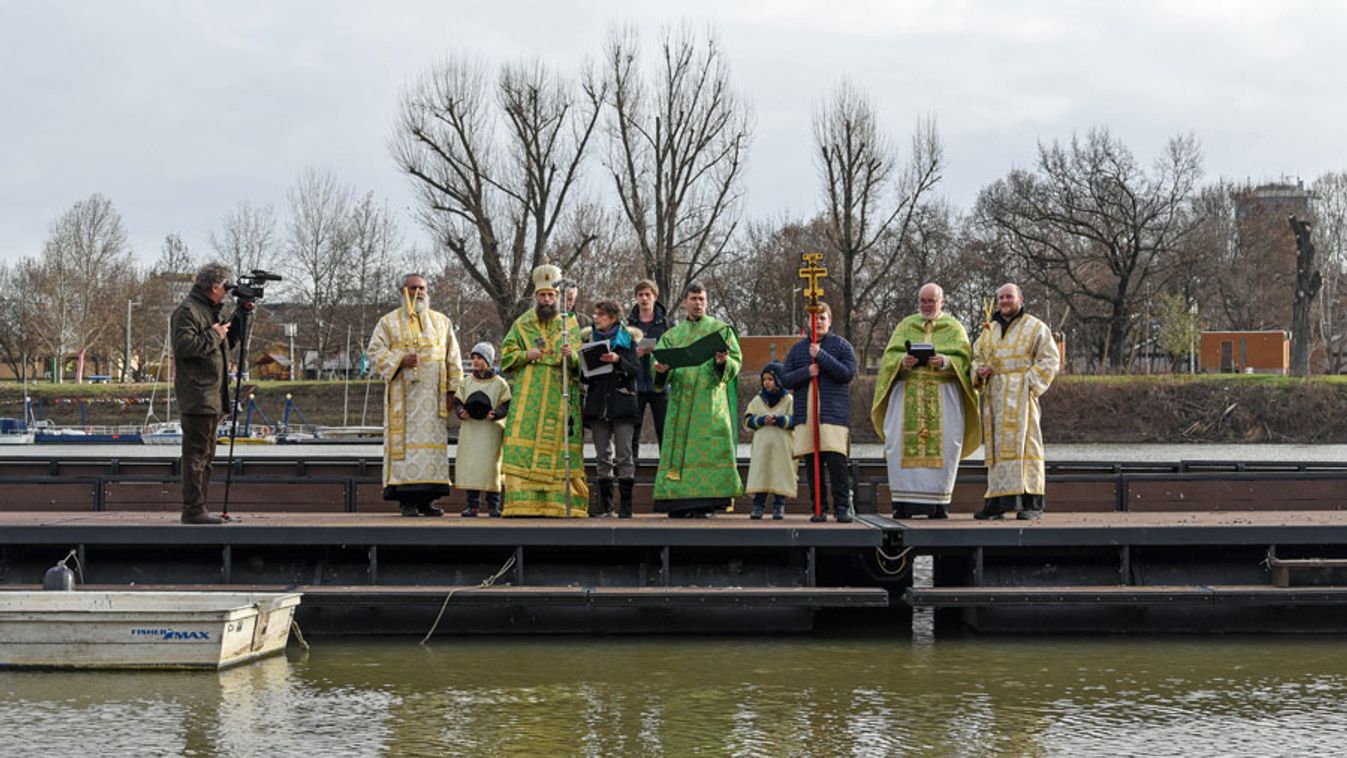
(141, 420), (184, 446)
(0, 591), (301, 670)
(0, 417), (34, 445)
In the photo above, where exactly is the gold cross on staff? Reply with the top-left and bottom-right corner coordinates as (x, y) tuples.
(799, 252), (828, 312)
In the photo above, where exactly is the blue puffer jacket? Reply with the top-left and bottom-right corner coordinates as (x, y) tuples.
(780, 332), (857, 427)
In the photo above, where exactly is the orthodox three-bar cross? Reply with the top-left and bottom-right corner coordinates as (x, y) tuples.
(798, 252), (828, 312)
(799, 252), (829, 520)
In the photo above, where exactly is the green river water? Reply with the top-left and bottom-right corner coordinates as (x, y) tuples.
(3, 633), (1346, 756)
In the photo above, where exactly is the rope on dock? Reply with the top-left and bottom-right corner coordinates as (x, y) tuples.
(419, 554), (518, 645)
(874, 546), (914, 577)
(289, 620), (310, 651)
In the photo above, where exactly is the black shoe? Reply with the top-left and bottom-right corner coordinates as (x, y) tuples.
(1017, 509), (1043, 521)
(973, 508), (1005, 521)
(835, 507), (853, 523)
(418, 503), (444, 517)
(891, 503), (910, 519)
(810, 512), (828, 523)
(399, 504), (420, 517)
(772, 502), (785, 520)
(930, 505), (949, 520)
(460, 505), (479, 517)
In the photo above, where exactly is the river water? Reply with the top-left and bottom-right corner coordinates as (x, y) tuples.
(7, 443), (1347, 755)
(4, 635), (1347, 756)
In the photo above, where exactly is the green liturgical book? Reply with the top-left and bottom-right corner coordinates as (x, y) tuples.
(653, 328), (731, 369)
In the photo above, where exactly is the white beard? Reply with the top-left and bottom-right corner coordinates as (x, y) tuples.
(413, 297), (429, 315)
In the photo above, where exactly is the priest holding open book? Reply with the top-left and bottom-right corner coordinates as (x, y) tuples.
(651, 281), (744, 517)
(871, 282), (980, 519)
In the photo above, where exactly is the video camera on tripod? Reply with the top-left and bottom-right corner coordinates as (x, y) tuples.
(218, 268), (282, 520)
(224, 269), (283, 306)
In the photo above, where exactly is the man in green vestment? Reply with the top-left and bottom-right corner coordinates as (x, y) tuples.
(870, 283), (980, 519)
(652, 281), (744, 517)
(499, 264), (588, 517)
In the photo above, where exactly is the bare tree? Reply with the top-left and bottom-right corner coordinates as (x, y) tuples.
(1289, 216), (1322, 376)
(345, 191), (404, 359)
(712, 216), (832, 337)
(21, 194), (133, 382)
(283, 168), (354, 369)
(813, 78), (942, 345)
(1187, 181), (1306, 333)
(601, 23), (752, 301)
(157, 233), (195, 275)
(393, 55), (604, 328)
(209, 201), (277, 277)
(0, 263), (40, 380)
(1312, 171), (1347, 372)
(975, 129), (1203, 370)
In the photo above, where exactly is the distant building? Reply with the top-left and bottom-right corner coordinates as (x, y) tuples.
(738, 334), (806, 374)
(1199, 331), (1289, 374)
(1233, 180), (1312, 224)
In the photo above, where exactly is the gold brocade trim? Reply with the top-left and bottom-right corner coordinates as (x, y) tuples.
(901, 370), (946, 469)
(387, 379), (406, 462)
(405, 443), (448, 450)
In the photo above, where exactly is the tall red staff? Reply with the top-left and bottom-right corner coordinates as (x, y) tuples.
(798, 253), (828, 520)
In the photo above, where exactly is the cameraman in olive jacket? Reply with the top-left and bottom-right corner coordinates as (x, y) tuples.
(171, 262), (238, 524)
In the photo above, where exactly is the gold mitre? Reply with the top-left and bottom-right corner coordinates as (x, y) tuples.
(532, 263), (563, 293)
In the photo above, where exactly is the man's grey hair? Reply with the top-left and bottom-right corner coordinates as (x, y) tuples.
(194, 262), (231, 291)
(400, 272), (427, 289)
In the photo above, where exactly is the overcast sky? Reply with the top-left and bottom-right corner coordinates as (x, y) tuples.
(2, 0), (1344, 267)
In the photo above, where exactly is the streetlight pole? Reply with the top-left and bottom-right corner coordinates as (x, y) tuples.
(123, 299), (141, 382)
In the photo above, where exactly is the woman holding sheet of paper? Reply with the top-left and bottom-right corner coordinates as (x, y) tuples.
(580, 300), (643, 518)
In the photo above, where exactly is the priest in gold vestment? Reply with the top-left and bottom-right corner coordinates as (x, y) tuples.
(499, 264), (588, 517)
(368, 273), (463, 517)
(972, 283), (1060, 520)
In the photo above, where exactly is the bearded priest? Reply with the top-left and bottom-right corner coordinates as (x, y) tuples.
(368, 272), (464, 517)
(498, 264), (589, 517)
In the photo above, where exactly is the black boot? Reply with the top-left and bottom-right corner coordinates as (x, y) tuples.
(461, 491), (480, 517)
(597, 478), (615, 517)
(180, 505), (225, 525)
(750, 493), (766, 520)
(417, 495), (444, 519)
(399, 502), (420, 518)
(973, 501), (1006, 520)
(486, 491), (502, 518)
(618, 478), (634, 518)
(930, 504), (949, 519)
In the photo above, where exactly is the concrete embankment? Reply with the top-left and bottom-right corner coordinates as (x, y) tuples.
(3, 375), (1346, 444)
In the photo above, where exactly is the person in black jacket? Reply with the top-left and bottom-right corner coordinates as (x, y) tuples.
(626, 279), (669, 465)
(170, 261), (239, 525)
(581, 300), (643, 517)
(780, 303), (858, 523)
